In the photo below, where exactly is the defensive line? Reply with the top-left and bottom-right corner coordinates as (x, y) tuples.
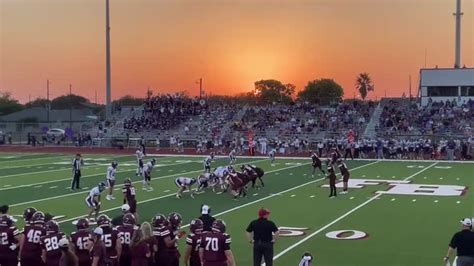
(271, 161), (439, 262)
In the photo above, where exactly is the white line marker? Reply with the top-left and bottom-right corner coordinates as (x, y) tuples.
(3, 185), (11, 187)
(303, 174), (307, 176)
(456, 178), (460, 180)
(456, 201), (461, 204)
(114, 188), (121, 191)
(83, 187), (89, 190)
(289, 173), (293, 175)
(391, 198), (396, 201)
(362, 175), (366, 177)
(290, 194), (295, 197)
(310, 195), (315, 198)
(376, 175), (380, 178)
(253, 193), (258, 196)
(392, 176), (396, 178)
(164, 190), (170, 192)
(424, 177), (427, 179)
(434, 200), (439, 203)
(34, 185), (42, 188)
(49, 186), (58, 189)
(412, 199), (417, 202)
(349, 197), (355, 200)
(439, 177), (443, 180)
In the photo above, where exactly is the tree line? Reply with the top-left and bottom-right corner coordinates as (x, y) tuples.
(0, 73), (374, 116)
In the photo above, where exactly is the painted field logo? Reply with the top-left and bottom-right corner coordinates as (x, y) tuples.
(278, 227), (309, 237)
(325, 230), (368, 240)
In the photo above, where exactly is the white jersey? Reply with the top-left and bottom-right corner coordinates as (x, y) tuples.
(175, 177), (195, 186)
(106, 166), (116, 180)
(88, 186), (101, 198)
(214, 166), (228, 178)
(136, 150), (144, 162)
(203, 156), (213, 167)
(269, 149), (276, 157)
(143, 162), (154, 174)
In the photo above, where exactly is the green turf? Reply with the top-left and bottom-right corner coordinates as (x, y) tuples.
(0, 153), (472, 266)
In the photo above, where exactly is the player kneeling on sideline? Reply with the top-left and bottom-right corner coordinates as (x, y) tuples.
(175, 177), (197, 198)
(85, 182), (107, 222)
(41, 220), (66, 266)
(106, 161), (118, 200)
(337, 159), (350, 194)
(142, 159), (156, 191)
(184, 219), (204, 266)
(97, 214), (122, 266)
(199, 219), (236, 266)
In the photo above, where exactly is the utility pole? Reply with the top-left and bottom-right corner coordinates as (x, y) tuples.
(95, 89), (98, 104)
(69, 84), (72, 127)
(47, 79), (50, 124)
(409, 75), (412, 100)
(105, 0), (112, 119)
(199, 78), (203, 99)
(453, 0), (463, 68)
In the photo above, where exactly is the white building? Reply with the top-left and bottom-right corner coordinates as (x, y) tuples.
(419, 68), (474, 106)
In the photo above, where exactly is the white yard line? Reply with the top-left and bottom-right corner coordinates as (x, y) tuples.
(271, 161), (439, 262)
(10, 159), (267, 207)
(0, 160), (201, 191)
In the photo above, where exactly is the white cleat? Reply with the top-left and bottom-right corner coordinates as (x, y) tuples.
(147, 187), (154, 192)
(176, 194), (181, 199)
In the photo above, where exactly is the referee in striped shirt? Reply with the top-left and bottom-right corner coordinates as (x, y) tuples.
(71, 153), (83, 190)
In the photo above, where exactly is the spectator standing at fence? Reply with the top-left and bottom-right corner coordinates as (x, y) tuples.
(70, 154), (83, 191)
(444, 218), (474, 266)
(246, 208), (279, 266)
(447, 139), (456, 161)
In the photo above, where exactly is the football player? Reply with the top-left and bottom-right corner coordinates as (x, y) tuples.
(136, 147), (145, 176)
(337, 159), (351, 194)
(122, 178), (137, 218)
(175, 177), (197, 199)
(311, 151), (325, 177)
(196, 173), (216, 192)
(85, 182), (107, 222)
(203, 153), (215, 173)
(213, 166), (230, 191)
(70, 218), (91, 266)
(327, 161), (337, 198)
(152, 213), (169, 265)
(269, 148), (276, 165)
(97, 214), (122, 266)
(0, 215), (23, 266)
(142, 159), (156, 191)
(106, 161), (119, 201)
(228, 149), (237, 166)
(20, 211), (47, 266)
(240, 164), (265, 189)
(227, 171), (250, 199)
(199, 220), (236, 266)
(184, 219), (204, 266)
(117, 213), (138, 266)
(40, 220), (66, 266)
(166, 212), (185, 265)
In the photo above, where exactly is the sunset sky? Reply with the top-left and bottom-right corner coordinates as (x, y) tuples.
(1, 0), (473, 103)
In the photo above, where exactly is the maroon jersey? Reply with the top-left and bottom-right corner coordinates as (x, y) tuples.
(327, 165), (337, 185)
(228, 173), (248, 191)
(337, 162), (350, 176)
(122, 185), (136, 202)
(186, 233), (202, 266)
(130, 241), (149, 266)
(0, 224), (21, 260)
(311, 153), (322, 167)
(153, 225), (180, 265)
(101, 227), (119, 260)
(70, 230), (92, 266)
(199, 232), (231, 263)
(117, 225), (136, 261)
(90, 240), (107, 266)
(21, 225), (47, 260)
(41, 232), (66, 266)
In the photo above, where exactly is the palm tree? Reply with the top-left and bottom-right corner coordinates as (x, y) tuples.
(355, 73), (374, 100)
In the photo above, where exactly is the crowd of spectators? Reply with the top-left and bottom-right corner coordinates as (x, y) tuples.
(379, 98), (473, 136)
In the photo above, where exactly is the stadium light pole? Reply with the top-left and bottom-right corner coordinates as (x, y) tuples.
(105, 0), (112, 119)
(453, 0), (463, 68)
(69, 84), (73, 127)
(46, 79), (50, 124)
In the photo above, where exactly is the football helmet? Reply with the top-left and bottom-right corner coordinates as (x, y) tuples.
(190, 219), (204, 234)
(32, 211), (45, 224)
(123, 213), (136, 226)
(152, 214), (167, 228)
(75, 218), (89, 230)
(168, 212), (182, 228)
(111, 161), (118, 168)
(0, 215), (13, 227)
(212, 219), (226, 233)
(124, 178), (132, 186)
(97, 214), (111, 227)
(45, 220), (60, 233)
(23, 207), (37, 222)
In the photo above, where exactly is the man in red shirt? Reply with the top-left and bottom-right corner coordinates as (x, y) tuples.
(70, 218), (92, 266)
(0, 215), (23, 266)
(21, 211), (47, 266)
(199, 220), (236, 266)
(97, 214), (122, 266)
(41, 220), (66, 266)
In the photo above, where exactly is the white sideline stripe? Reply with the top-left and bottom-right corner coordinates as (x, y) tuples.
(0, 155), (67, 166)
(11, 158), (267, 207)
(271, 161), (438, 262)
(147, 153), (474, 164)
(59, 161), (315, 224)
(0, 160), (200, 191)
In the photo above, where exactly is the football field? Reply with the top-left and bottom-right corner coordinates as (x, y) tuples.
(0, 152), (472, 266)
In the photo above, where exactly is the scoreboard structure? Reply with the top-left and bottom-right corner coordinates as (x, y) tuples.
(419, 68), (474, 106)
